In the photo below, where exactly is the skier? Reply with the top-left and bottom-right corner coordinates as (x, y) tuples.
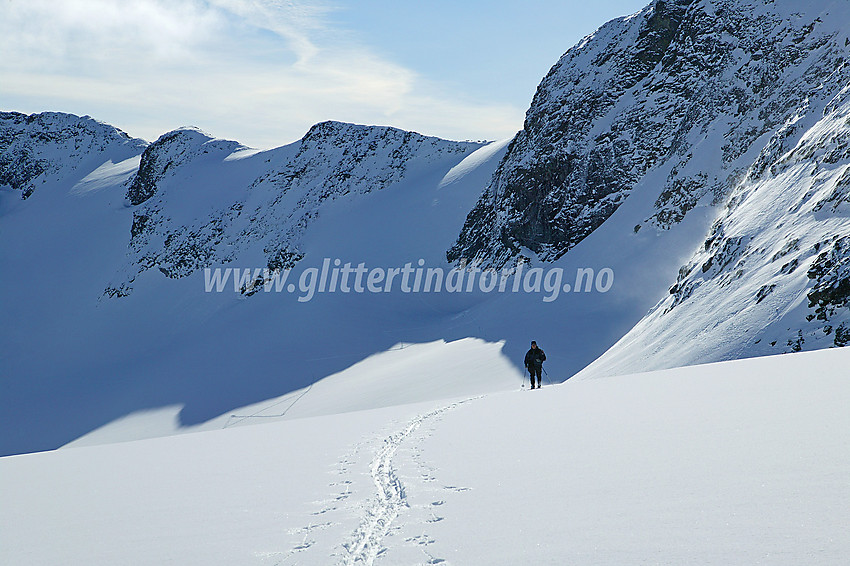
(524, 340), (546, 389)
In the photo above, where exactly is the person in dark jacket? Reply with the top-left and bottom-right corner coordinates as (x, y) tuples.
(524, 340), (546, 389)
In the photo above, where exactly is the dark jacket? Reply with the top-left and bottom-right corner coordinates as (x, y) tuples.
(524, 347), (546, 369)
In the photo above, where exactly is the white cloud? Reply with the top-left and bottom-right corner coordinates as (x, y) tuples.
(0, 0), (523, 148)
(205, 0), (330, 64)
(1, 0), (221, 63)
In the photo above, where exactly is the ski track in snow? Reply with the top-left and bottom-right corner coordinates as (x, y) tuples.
(271, 398), (475, 566)
(340, 400), (473, 565)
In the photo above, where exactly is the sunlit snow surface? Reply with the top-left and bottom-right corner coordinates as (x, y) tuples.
(2, 346), (848, 565)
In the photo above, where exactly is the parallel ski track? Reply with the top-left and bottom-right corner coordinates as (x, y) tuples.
(341, 399), (472, 565)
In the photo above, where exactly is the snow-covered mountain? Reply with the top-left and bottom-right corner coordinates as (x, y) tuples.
(0, 111), (146, 199)
(0, 109), (513, 456)
(113, 121), (480, 295)
(451, 0), (849, 265)
(2, 0), (850, 457)
(3, 1), (850, 563)
(450, 0), (850, 372)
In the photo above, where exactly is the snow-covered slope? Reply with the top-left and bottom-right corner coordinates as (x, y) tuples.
(2, 346), (848, 565)
(581, 91), (850, 376)
(63, 337), (522, 448)
(0, 111), (510, 456)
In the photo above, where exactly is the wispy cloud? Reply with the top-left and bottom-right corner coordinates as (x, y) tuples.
(0, 0), (523, 148)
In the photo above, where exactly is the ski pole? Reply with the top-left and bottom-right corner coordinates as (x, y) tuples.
(543, 367), (554, 386)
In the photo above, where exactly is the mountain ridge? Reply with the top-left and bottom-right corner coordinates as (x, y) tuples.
(0, 110), (146, 199)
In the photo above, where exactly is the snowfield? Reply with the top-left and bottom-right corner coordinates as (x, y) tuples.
(2, 345), (848, 565)
(63, 338), (523, 448)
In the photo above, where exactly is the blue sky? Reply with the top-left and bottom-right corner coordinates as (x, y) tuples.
(0, 0), (647, 148)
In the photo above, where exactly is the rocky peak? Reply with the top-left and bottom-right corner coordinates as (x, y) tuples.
(0, 111), (146, 199)
(127, 127), (245, 206)
(449, 0), (850, 267)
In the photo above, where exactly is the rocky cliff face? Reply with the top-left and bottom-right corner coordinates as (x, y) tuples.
(449, 0), (850, 267)
(0, 111), (146, 199)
